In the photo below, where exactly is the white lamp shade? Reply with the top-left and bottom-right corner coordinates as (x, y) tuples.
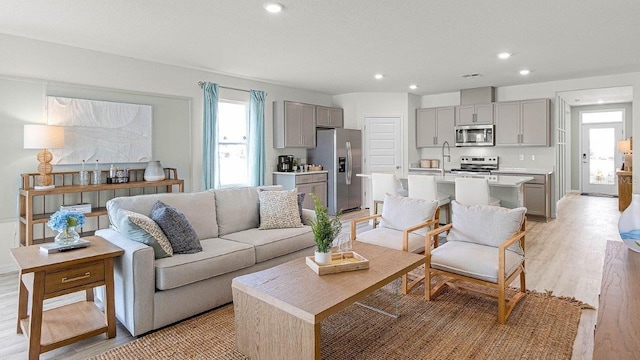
(618, 139), (632, 154)
(23, 125), (65, 149)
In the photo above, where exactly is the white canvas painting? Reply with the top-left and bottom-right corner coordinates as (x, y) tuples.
(46, 96), (152, 164)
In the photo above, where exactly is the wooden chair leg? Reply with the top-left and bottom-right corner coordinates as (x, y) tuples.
(520, 264), (526, 293)
(402, 274), (408, 295)
(425, 267), (432, 300)
(497, 285), (506, 324)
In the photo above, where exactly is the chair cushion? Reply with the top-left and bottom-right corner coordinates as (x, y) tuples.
(112, 209), (173, 259)
(214, 187), (262, 236)
(356, 227), (427, 253)
(447, 201), (526, 254)
(258, 189), (303, 230)
(221, 226), (315, 263)
(379, 194), (438, 236)
(150, 201), (202, 254)
(106, 190), (218, 240)
(431, 241), (524, 283)
(154, 238), (255, 290)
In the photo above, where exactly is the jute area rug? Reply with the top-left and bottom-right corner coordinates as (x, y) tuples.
(92, 281), (592, 360)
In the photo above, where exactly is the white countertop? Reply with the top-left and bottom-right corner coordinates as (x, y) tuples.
(357, 173), (533, 187)
(492, 168), (553, 175)
(273, 170), (328, 175)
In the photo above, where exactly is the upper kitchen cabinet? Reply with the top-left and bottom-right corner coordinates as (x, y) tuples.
(316, 106), (344, 128)
(274, 100), (316, 148)
(455, 103), (494, 125)
(495, 98), (550, 147)
(416, 106), (455, 148)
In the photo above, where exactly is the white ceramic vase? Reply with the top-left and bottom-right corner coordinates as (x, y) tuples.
(314, 251), (332, 265)
(618, 193), (640, 253)
(144, 160), (165, 181)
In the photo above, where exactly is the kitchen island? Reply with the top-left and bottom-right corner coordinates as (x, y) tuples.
(357, 173), (533, 209)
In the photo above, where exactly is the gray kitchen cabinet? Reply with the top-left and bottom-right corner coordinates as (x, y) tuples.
(455, 103), (494, 125)
(273, 101), (316, 148)
(272, 171), (328, 210)
(316, 106), (343, 128)
(494, 171), (551, 221)
(416, 106), (455, 148)
(495, 98), (549, 147)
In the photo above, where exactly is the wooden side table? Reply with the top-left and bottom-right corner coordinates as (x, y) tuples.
(10, 236), (124, 360)
(617, 170), (632, 211)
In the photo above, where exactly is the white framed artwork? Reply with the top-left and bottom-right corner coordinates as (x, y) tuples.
(46, 96), (153, 165)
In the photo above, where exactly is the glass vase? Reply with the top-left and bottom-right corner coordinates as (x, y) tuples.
(144, 160), (165, 181)
(619, 193), (640, 253)
(54, 227), (80, 246)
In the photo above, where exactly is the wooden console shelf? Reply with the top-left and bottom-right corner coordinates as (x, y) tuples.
(19, 168), (184, 246)
(593, 241), (640, 359)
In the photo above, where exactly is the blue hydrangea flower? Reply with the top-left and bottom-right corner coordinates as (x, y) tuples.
(47, 210), (86, 232)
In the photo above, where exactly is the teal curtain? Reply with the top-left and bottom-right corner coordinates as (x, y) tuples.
(249, 90), (266, 186)
(202, 82), (219, 189)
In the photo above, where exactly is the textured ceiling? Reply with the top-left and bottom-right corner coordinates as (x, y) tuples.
(1, 0), (640, 96)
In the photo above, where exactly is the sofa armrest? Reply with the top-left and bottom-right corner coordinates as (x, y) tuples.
(95, 228), (155, 336)
(302, 209), (316, 225)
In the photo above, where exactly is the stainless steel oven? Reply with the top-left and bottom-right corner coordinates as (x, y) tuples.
(454, 124), (495, 147)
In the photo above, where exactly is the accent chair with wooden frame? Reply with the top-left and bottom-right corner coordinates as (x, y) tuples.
(425, 201), (527, 324)
(351, 194), (440, 294)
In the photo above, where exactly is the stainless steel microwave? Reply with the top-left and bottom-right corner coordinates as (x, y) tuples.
(454, 124), (495, 147)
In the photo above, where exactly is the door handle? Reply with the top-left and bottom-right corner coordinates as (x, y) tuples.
(396, 165), (401, 169)
(346, 141), (352, 185)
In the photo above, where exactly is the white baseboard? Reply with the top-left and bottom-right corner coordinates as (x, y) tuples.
(566, 190), (581, 194)
(0, 263), (17, 275)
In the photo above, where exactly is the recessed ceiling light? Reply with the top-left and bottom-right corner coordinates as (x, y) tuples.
(374, 74), (384, 80)
(497, 52), (512, 59)
(409, 84), (418, 90)
(264, 3), (283, 13)
(597, 99), (604, 104)
(519, 69), (531, 75)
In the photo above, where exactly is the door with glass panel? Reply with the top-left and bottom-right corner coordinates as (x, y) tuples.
(580, 110), (624, 195)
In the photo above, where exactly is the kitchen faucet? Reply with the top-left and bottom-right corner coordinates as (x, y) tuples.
(441, 141), (450, 175)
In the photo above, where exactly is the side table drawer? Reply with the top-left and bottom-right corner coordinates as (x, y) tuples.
(45, 261), (105, 294)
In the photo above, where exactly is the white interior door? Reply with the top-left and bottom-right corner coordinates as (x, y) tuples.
(580, 110), (624, 195)
(363, 116), (403, 208)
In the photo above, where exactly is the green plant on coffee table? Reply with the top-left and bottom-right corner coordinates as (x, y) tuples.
(309, 193), (342, 253)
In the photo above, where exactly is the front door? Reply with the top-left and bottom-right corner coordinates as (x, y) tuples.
(580, 110), (624, 195)
(363, 116), (403, 209)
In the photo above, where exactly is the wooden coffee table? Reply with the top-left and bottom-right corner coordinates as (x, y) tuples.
(10, 236), (124, 360)
(232, 242), (425, 360)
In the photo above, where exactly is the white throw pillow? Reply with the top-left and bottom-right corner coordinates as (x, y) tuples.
(379, 194), (438, 236)
(258, 189), (304, 230)
(447, 201), (526, 254)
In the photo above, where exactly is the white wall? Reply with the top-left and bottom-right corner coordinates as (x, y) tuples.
(0, 34), (333, 272)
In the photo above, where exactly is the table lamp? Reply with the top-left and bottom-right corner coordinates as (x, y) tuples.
(23, 124), (65, 189)
(617, 138), (632, 171)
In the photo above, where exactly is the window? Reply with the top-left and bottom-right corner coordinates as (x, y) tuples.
(581, 110), (624, 124)
(218, 100), (249, 187)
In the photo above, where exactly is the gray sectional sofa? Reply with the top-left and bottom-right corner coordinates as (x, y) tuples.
(95, 186), (316, 336)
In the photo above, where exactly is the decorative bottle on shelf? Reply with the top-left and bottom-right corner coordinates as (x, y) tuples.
(92, 160), (101, 185)
(144, 160), (165, 181)
(108, 164), (116, 183)
(618, 193), (640, 253)
(79, 160), (89, 186)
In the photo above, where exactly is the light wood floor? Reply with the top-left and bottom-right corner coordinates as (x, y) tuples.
(0, 194), (620, 360)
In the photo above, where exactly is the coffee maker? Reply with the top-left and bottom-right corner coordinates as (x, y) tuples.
(277, 155), (294, 172)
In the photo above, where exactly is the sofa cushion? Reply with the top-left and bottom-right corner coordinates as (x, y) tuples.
(214, 187), (262, 236)
(107, 191), (218, 240)
(154, 238), (256, 290)
(113, 209), (173, 259)
(221, 226), (314, 263)
(431, 241), (524, 283)
(447, 201), (526, 254)
(150, 201), (202, 254)
(356, 226), (427, 253)
(258, 189), (303, 230)
(379, 194), (438, 236)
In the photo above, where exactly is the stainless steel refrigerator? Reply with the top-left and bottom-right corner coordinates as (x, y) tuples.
(307, 128), (362, 215)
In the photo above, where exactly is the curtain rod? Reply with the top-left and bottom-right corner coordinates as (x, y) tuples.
(197, 81), (250, 93)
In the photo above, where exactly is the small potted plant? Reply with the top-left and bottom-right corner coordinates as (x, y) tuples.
(308, 193), (342, 265)
(47, 210), (86, 245)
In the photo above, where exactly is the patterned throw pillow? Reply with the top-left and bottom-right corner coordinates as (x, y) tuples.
(258, 189), (304, 230)
(114, 209), (173, 259)
(150, 201), (202, 254)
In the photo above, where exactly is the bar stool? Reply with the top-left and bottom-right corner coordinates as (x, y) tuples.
(454, 177), (501, 206)
(371, 173), (398, 214)
(407, 174), (451, 223)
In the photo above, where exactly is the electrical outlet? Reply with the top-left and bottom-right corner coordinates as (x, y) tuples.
(519, 154), (524, 161)
(531, 154), (536, 160)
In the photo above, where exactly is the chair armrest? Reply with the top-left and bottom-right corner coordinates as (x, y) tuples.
(402, 218), (440, 253)
(427, 223), (452, 238)
(403, 218), (439, 234)
(351, 214), (382, 240)
(426, 223), (452, 252)
(498, 229), (526, 252)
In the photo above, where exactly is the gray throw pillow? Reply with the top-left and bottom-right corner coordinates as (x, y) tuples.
(150, 201), (202, 254)
(297, 192), (306, 222)
(113, 209), (173, 259)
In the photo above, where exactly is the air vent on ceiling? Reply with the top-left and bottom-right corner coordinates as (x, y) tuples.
(461, 73), (481, 79)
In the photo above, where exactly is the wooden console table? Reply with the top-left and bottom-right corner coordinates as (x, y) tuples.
(19, 168), (184, 246)
(10, 236), (124, 360)
(593, 241), (640, 359)
(616, 170), (632, 211)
